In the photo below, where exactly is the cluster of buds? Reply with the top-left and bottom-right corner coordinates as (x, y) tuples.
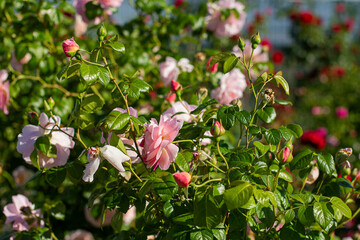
(263, 88), (275, 104)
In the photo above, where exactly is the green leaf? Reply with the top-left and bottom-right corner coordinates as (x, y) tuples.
(110, 133), (127, 155)
(152, 172), (178, 201)
(313, 202), (333, 230)
(105, 111), (130, 131)
(163, 201), (174, 218)
(190, 229), (213, 240)
(174, 151), (192, 172)
(253, 188), (270, 206)
(209, 52), (232, 66)
(35, 136), (57, 158)
(279, 169), (293, 182)
(253, 141), (269, 157)
(286, 124), (303, 138)
(284, 209), (295, 223)
(274, 73), (290, 95)
(125, 78), (151, 100)
(278, 126), (294, 141)
(256, 205), (275, 228)
(290, 193), (313, 204)
(330, 197), (352, 219)
(290, 149), (313, 170)
(298, 206), (315, 226)
(49, 201), (66, 220)
(264, 129), (281, 145)
(105, 42), (125, 54)
(224, 181), (253, 210)
(257, 107), (276, 124)
(80, 63), (99, 84)
(217, 105), (236, 130)
(67, 161), (84, 183)
(194, 193), (222, 229)
(98, 67), (110, 86)
(317, 153), (336, 176)
(223, 55), (238, 73)
(191, 99), (218, 115)
(275, 99), (293, 106)
(235, 110), (251, 126)
(46, 167), (67, 187)
(30, 150), (40, 170)
(57, 64), (70, 81)
(81, 94), (104, 113)
(212, 224), (226, 240)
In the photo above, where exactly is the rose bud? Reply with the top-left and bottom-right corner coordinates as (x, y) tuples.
(340, 160), (352, 176)
(165, 93), (176, 103)
(278, 147), (291, 163)
(335, 148), (352, 164)
(206, 57), (219, 73)
(173, 172), (191, 187)
(211, 121), (225, 137)
(238, 37), (245, 52)
(251, 32), (261, 49)
(62, 38), (79, 57)
(171, 80), (181, 92)
(97, 24), (107, 41)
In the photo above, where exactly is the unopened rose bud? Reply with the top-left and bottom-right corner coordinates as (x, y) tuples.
(165, 93), (176, 103)
(97, 24), (107, 41)
(197, 87), (208, 103)
(28, 111), (39, 125)
(238, 37), (245, 52)
(335, 148), (352, 164)
(340, 160), (352, 176)
(47, 97), (55, 110)
(278, 147), (291, 163)
(173, 172), (191, 187)
(251, 32), (261, 46)
(206, 57), (219, 73)
(62, 38), (79, 57)
(211, 121), (225, 137)
(171, 80), (181, 92)
(231, 99), (242, 109)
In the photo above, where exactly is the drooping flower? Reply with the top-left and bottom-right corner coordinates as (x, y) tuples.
(163, 101), (197, 123)
(17, 113), (75, 168)
(3, 194), (43, 232)
(306, 166), (319, 184)
(62, 38), (80, 57)
(0, 70), (10, 115)
(159, 57), (193, 87)
(205, 0), (246, 38)
(210, 68), (247, 105)
(100, 145), (130, 172)
(65, 230), (94, 240)
(123, 206), (136, 226)
(173, 172), (192, 187)
(142, 115), (183, 170)
(83, 147), (101, 182)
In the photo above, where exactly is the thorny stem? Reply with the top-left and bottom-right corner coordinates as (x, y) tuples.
(76, 129), (87, 149)
(316, 173), (325, 195)
(300, 174), (309, 193)
(217, 141), (230, 186)
(273, 167), (281, 192)
(205, 160), (225, 174)
(194, 178), (222, 188)
(124, 162), (142, 182)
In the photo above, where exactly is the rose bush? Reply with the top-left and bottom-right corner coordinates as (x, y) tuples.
(1, 1), (360, 239)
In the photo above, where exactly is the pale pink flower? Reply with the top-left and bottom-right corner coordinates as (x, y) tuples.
(163, 101), (197, 123)
(335, 106), (348, 119)
(312, 106), (322, 116)
(65, 230), (94, 240)
(74, 14), (88, 37)
(210, 68), (247, 105)
(327, 135), (340, 147)
(206, 0), (246, 38)
(73, 0), (102, 24)
(99, 0), (124, 9)
(12, 166), (33, 187)
(16, 113), (75, 168)
(3, 194), (43, 231)
(306, 166), (319, 184)
(100, 145), (130, 172)
(159, 57), (193, 86)
(142, 115), (183, 170)
(83, 147), (101, 182)
(0, 69), (10, 115)
(123, 206), (136, 226)
(11, 52), (31, 72)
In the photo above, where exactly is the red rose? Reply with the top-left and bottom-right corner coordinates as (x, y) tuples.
(301, 130), (326, 150)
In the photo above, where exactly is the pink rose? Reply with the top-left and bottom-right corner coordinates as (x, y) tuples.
(206, 0), (246, 38)
(99, 0), (124, 9)
(163, 101), (197, 123)
(0, 70), (10, 115)
(65, 230), (94, 240)
(62, 38), (80, 57)
(16, 113), (75, 168)
(177, 58), (194, 72)
(83, 147), (101, 182)
(210, 68), (247, 105)
(74, 14), (88, 37)
(165, 93), (176, 103)
(3, 194), (43, 231)
(173, 172), (191, 187)
(311, 106), (322, 116)
(10, 52), (31, 72)
(73, 0), (102, 24)
(142, 115), (183, 170)
(159, 57), (193, 87)
(123, 206), (136, 226)
(12, 166), (33, 187)
(335, 106), (348, 119)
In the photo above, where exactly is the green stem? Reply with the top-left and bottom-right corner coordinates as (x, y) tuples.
(316, 173), (325, 195)
(338, 208), (360, 228)
(194, 178), (222, 188)
(273, 168), (281, 192)
(205, 160), (225, 174)
(217, 141), (230, 186)
(123, 162), (142, 182)
(300, 174), (309, 193)
(172, 139), (194, 144)
(76, 129), (87, 149)
(81, 58), (106, 68)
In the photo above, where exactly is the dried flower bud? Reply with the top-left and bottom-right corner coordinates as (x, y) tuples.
(335, 148), (352, 164)
(211, 121), (225, 137)
(231, 99), (242, 109)
(173, 172), (191, 187)
(264, 88), (275, 104)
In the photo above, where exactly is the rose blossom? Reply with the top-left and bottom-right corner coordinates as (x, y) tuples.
(74, 14), (88, 37)
(65, 230), (94, 240)
(142, 115), (183, 170)
(123, 206), (136, 226)
(205, 0), (246, 38)
(3, 194), (43, 231)
(12, 166), (33, 187)
(301, 129), (326, 150)
(73, 0), (102, 24)
(99, 0), (124, 10)
(17, 113), (75, 168)
(159, 57), (193, 87)
(83, 147), (101, 182)
(0, 69), (10, 115)
(210, 68), (247, 105)
(335, 106), (348, 119)
(10, 52), (31, 72)
(163, 101), (197, 122)
(62, 38), (80, 57)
